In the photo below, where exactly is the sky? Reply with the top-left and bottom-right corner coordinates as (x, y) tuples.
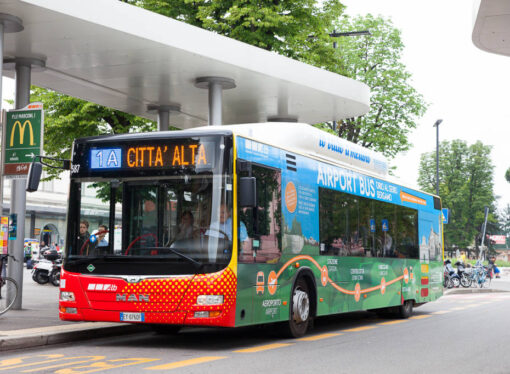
(343, 0), (510, 212)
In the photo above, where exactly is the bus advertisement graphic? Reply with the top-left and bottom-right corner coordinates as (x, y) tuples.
(3, 102), (43, 176)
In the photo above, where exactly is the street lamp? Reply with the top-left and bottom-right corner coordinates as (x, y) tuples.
(330, 30), (371, 133)
(433, 119), (443, 195)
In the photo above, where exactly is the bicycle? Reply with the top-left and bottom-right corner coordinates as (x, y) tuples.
(0, 253), (19, 315)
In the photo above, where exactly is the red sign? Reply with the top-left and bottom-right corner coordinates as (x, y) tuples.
(489, 235), (506, 245)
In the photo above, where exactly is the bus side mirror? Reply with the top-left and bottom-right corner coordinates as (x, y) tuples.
(239, 177), (257, 207)
(26, 162), (43, 192)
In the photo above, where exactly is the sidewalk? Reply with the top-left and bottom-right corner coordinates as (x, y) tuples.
(1, 267), (509, 352)
(0, 267), (144, 351)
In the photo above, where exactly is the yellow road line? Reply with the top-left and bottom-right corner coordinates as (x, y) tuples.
(298, 333), (342, 341)
(145, 357), (227, 370)
(377, 320), (408, 326)
(234, 343), (292, 353)
(409, 315), (431, 319)
(451, 307), (467, 311)
(342, 326), (377, 332)
(432, 311), (451, 314)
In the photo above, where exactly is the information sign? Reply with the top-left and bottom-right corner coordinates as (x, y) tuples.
(3, 102), (43, 176)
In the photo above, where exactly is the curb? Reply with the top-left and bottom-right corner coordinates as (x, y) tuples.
(0, 322), (146, 352)
(444, 288), (509, 295)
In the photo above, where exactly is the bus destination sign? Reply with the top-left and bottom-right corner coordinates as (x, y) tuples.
(89, 143), (213, 170)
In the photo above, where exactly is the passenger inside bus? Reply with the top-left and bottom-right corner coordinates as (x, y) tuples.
(175, 211), (194, 240)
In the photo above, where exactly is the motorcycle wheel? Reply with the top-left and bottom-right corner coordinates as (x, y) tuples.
(50, 271), (60, 287)
(460, 274), (472, 288)
(447, 278), (454, 289)
(34, 270), (49, 284)
(451, 277), (460, 288)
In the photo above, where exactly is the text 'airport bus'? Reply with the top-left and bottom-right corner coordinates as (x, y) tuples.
(52, 122), (443, 337)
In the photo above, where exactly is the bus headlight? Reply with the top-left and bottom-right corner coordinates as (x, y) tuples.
(196, 295), (224, 305)
(60, 291), (75, 302)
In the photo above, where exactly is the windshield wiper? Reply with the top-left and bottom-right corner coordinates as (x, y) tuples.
(144, 247), (203, 268)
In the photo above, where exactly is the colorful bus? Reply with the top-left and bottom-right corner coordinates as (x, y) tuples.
(53, 122), (443, 337)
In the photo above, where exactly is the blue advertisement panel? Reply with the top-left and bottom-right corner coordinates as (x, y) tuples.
(236, 136), (441, 260)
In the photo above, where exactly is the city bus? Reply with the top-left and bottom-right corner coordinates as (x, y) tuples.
(41, 122), (443, 338)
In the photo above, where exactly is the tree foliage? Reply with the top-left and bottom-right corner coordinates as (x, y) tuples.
(34, 2), (426, 179)
(506, 167), (510, 183)
(417, 140), (497, 250)
(30, 87), (155, 178)
(320, 15), (427, 159)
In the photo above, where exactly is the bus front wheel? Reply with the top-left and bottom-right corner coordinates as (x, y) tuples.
(283, 277), (311, 338)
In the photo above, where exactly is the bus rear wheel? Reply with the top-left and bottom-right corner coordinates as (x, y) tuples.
(398, 300), (413, 318)
(282, 277), (311, 338)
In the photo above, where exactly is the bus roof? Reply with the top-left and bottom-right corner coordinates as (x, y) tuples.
(2, 0), (370, 128)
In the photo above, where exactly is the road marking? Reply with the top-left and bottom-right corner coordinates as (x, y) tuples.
(377, 320), (408, 326)
(234, 343), (293, 353)
(432, 311), (450, 314)
(451, 307), (467, 310)
(22, 356), (108, 372)
(409, 315), (431, 319)
(145, 357), (226, 371)
(298, 333), (342, 341)
(342, 326), (377, 332)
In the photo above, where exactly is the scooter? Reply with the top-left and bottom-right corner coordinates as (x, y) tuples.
(49, 260), (62, 287)
(455, 261), (472, 288)
(32, 259), (52, 284)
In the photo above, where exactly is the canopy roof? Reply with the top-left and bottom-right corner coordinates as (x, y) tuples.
(472, 0), (510, 57)
(0, 0), (370, 128)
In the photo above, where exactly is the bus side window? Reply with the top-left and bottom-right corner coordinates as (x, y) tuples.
(238, 164), (282, 264)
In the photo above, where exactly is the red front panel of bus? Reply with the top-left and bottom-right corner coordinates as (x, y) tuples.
(59, 267), (237, 327)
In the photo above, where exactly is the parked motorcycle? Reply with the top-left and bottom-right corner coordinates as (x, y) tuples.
(49, 260), (61, 287)
(443, 260), (460, 288)
(32, 248), (62, 285)
(32, 259), (52, 284)
(455, 261), (472, 288)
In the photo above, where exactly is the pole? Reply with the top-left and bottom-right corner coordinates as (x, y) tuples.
(435, 123), (439, 195)
(480, 206), (490, 260)
(433, 119), (443, 196)
(7, 61), (31, 309)
(146, 104), (180, 132)
(0, 14), (24, 310)
(195, 77), (235, 127)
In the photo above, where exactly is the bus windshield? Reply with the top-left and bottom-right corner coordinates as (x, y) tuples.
(64, 134), (234, 276)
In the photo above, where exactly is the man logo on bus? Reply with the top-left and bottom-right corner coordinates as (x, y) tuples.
(10, 120), (35, 147)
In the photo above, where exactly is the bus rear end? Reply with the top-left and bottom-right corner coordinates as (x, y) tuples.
(59, 130), (240, 327)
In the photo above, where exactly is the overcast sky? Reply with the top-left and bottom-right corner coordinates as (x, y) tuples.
(343, 0), (510, 212)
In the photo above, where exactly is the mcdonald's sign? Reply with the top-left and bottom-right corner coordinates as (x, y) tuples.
(3, 103), (43, 176)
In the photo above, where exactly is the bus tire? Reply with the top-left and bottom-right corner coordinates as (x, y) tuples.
(282, 277), (312, 338)
(398, 300), (413, 319)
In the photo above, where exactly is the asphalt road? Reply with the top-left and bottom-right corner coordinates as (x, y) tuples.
(2, 291), (510, 374)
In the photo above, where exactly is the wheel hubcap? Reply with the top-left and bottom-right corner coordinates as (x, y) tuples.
(293, 288), (309, 323)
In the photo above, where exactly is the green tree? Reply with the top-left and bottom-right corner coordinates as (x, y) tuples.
(417, 139), (497, 252)
(317, 15), (427, 159)
(506, 167), (510, 183)
(30, 87), (156, 178)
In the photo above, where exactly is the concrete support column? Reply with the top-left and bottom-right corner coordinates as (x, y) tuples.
(147, 104), (180, 131)
(5, 57), (45, 310)
(194, 77), (235, 126)
(0, 14), (23, 309)
(267, 116), (298, 123)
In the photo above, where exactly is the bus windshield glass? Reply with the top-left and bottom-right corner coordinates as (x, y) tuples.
(64, 134), (234, 276)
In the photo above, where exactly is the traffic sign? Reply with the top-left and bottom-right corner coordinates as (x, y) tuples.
(442, 208), (449, 224)
(3, 102), (43, 177)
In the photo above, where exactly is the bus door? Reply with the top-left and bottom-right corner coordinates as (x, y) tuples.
(236, 163), (283, 325)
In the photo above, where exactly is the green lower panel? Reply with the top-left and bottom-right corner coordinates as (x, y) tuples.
(234, 257), (443, 327)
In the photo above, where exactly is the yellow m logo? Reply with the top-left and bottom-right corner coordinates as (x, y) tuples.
(10, 120), (34, 147)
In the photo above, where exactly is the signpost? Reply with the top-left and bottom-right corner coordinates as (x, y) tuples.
(3, 102), (43, 176)
(442, 208), (449, 224)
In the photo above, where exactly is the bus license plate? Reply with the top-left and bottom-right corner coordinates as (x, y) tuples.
(120, 312), (144, 322)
